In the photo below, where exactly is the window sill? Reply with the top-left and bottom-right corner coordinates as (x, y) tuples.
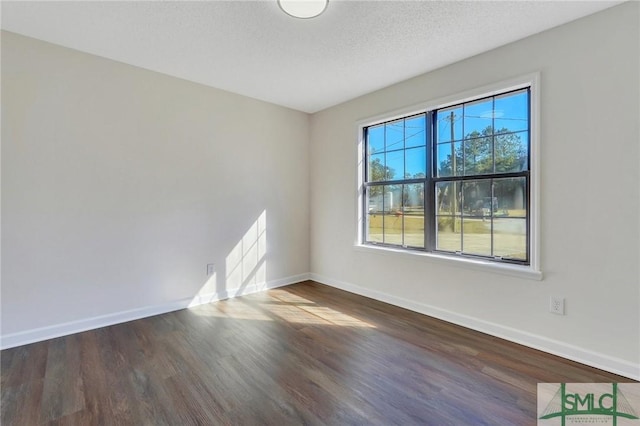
(353, 244), (543, 281)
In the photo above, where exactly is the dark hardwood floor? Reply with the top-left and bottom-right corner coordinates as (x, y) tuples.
(1, 281), (634, 425)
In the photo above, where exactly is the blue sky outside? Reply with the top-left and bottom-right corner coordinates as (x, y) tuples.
(367, 88), (528, 181)
(436, 89), (528, 143)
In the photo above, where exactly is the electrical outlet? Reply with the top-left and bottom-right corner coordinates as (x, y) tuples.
(206, 263), (215, 276)
(549, 296), (565, 315)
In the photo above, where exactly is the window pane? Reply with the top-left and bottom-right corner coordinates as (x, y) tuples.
(368, 153), (386, 182)
(436, 141), (462, 177)
(462, 180), (492, 217)
(464, 98), (493, 137)
(493, 218), (527, 260)
(383, 185), (403, 245)
(495, 131), (528, 173)
(405, 147), (426, 179)
(385, 150), (403, 181)
(494, 90), (528, 134)
(461, 179), (492, 256)
(381, 184), (402, 212)
(436, 181), (461, 216)
(436, 181), (461, 252)
(437, 106), (463, 143)
(437, 216), (461, 252)
(367, 124), (385, 154)
(366, 213), (383, 243)
(405, 115), (426, 148)
(366, 185), (384, 243)
(461, 216), (492, 256)
(463, 135), (493, 175)
(494, 177), (527, 218)
(404, 183), (424, 248)
(367, 185), (385, 213)
(385, 120), (404, 151)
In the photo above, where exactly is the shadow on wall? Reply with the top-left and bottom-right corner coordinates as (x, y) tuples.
(188, 210), (267, 307)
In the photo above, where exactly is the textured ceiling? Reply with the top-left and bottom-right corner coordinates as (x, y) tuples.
(1, 1), (623, 113)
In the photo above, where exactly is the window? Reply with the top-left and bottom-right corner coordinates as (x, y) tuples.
(362, 84), (534, 267)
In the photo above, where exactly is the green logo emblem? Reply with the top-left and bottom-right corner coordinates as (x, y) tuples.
(539, 383), (639, 425)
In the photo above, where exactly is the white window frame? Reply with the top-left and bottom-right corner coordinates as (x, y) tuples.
(355, 73), (541, 280)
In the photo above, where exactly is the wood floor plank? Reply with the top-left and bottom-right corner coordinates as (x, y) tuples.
(1, 379), (45, 425)
(76, 330), (116, 424)
(45, 408), (95, 426)
(1, 341), (49, 388)
(40, 335), (85, 423)
(1, 280), (636, 425)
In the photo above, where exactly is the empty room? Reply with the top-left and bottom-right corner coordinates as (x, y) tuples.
(1, 1), (639, 424)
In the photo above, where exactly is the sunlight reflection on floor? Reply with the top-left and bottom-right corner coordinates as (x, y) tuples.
(190, 290), (376, 328)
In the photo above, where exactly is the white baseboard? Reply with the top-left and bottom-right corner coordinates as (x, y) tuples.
(309, 273), (640, 381)
(0, 273), (310, 350)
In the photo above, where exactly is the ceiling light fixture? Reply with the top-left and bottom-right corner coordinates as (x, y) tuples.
(278, 0), (328, 19)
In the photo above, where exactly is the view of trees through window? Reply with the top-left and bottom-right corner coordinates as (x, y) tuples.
(364, 88), (530, 264)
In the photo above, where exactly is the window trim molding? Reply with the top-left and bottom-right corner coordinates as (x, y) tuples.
(355, 72), (541, 279)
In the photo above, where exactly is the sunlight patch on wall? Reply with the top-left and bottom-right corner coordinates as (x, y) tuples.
(189, 210), (267, 308)
(188, 271), (219, 307)
(226, 210), (267, 294)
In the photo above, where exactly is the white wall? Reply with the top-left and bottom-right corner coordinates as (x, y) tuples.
(309, 3), (639, 378)
(1, 32), (310, 345)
